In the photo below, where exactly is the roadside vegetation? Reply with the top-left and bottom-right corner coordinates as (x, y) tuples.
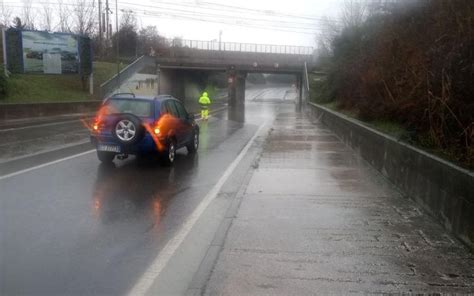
(1, 62), (125, 103)
(312, 0), (473, 169)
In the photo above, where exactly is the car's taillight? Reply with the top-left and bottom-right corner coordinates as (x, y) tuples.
(93, 118), (102, 131)
(151, 119), (162, 135)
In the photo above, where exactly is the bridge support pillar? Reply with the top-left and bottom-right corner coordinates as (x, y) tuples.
(158, 68), (186, 101)
(228, 71), (247, 107)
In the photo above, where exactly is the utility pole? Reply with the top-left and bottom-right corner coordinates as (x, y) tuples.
(156, 64), (161, 95)
(98, 0), (102, 55)
(105, 0), (110, 41)
(115, 0), (120, 92)
(219, 30), (222, 51)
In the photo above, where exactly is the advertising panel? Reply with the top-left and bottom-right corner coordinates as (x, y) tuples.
(22, 31), (79, 74)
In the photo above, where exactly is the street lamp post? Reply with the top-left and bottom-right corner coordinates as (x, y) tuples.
(219, 30), (222, 51)
(156, 64), (161, 95)
(115, 0), (120, 92)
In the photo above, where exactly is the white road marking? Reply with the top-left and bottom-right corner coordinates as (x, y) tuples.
(0, 107), (227, 180)
(194, 106), (228, 122)
(0, 119), (86, 133)
(128, 122), (267, 296)
(0, 150), (95, 180)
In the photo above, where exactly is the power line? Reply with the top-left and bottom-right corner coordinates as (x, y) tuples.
(134, 11), (321, 32)
(1, 1), (334, 30)
(199, 1), (337, 22)
(134, 10), (322, 35)
(120, 1), (322, 29)
(117, 2), (330, 33)
(1, 0), (336, 35)
(129, 8), (324, 34)
(148, 0), (339, 23)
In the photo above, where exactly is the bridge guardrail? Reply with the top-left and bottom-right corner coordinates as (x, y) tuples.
(167, 38), (314, 55)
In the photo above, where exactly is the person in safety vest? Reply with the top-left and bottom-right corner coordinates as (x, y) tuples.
(199, 91), (211, 120)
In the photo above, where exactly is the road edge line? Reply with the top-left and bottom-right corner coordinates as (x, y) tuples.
(127, 121), (267, 296)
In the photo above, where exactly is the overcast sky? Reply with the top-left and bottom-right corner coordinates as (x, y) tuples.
(3, 0), (346, 47)
(129, 0), (345, 47)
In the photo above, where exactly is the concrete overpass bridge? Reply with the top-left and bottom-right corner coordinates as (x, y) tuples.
(101, 39), (315, 106)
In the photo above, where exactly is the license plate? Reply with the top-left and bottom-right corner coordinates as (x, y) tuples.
(97, 144), (121, 153)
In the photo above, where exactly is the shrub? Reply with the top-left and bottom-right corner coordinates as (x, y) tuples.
(319, 0), (474, 168)
(0, 65), (9, 99)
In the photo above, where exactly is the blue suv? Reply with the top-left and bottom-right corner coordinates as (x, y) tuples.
(90, 93), (199, 165)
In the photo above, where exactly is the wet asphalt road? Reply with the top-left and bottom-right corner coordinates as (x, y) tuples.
(0, 118), (91, 162)
(1, 84), (473, 295)
(0, 85), (295, 295)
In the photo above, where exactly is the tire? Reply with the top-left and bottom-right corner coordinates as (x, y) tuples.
(161, 139), (176, 166)
(97, 151), (115, 163)
(186, 131), (199, 154)
(111, 114), (144, 146)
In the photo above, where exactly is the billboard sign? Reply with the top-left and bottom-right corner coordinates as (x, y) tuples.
(21, 31), (79, 74)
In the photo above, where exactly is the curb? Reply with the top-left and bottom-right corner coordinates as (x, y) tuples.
(185, 125), (269, 296)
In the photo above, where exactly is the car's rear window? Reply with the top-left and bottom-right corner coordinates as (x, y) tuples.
(104, 99), (152, 117)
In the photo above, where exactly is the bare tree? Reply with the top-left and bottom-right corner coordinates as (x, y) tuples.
(314, 0), (368, 58)
(315, 16), (342, 56)
(120, 9), (137, 29)
(21, 0), (35, 29)
(0, 1), (12, 27)
(41, 2), (53, 31)
(58, 0), (71, 32)
(340, 0), (368, 28)
(73, 0), (97, 36)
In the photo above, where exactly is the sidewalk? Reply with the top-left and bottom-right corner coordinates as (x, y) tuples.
(203, 110), (474, 294)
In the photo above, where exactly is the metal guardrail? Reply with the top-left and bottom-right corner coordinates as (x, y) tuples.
(167, 38), (314, 55)
(100, 55), (150, 98)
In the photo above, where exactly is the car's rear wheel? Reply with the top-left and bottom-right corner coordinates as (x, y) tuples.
(111, 114), (144, 146)
(161, 139), (176, 166)
(97, 151), (115, 163)
(186, 131), (199, 154)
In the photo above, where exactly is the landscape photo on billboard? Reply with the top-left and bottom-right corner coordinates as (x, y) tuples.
(22, 31), (79, 74)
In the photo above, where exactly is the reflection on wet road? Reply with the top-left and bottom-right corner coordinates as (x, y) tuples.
(246, 85), (297, 103)
(0, 85), (294, 295)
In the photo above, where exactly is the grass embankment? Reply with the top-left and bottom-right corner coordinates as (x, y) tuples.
(2, 62), (124, 103)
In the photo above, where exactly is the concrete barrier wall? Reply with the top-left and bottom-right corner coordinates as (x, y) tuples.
(307, 102), (474, 249)
(100, 55), (152, 98)
(0, 101), (102, 120)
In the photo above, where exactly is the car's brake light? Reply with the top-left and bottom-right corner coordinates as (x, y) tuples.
(154, 127), (160, 135)
(93, 117), (102, 131)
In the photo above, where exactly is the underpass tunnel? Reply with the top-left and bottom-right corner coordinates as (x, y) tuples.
(114, 64), (227, 115)
(246, 72), (299, 103)
(157, 68), (227, 114)
(117, 61), (303, 121)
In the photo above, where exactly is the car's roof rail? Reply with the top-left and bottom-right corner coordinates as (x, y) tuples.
(111, 92), (136, 98)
